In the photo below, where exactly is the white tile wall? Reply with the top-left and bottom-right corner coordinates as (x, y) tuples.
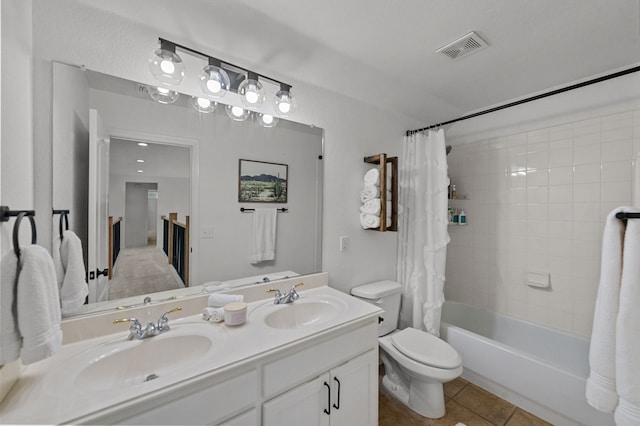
(445, 108), (640, 337)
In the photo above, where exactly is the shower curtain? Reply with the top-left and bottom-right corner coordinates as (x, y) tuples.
(397, 129), (450, 336)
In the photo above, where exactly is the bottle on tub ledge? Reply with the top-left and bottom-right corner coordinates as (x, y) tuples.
(459, 208), (467, 225)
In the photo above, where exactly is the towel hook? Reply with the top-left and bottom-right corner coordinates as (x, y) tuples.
(13, 212), (37, 259)
(59, 212), (69, 239)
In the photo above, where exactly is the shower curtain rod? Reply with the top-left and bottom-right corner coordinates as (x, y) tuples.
(406, 65), (640, 136)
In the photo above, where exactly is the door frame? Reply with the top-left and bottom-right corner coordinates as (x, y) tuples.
(108, 128), (200, 286)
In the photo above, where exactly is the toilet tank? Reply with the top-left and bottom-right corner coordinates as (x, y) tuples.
(350, 280), (401, 337)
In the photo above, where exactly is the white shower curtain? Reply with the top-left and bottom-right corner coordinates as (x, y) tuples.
(397, 129), (450, 336)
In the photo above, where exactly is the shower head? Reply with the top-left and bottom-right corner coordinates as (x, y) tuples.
(446, 145), (452, 155)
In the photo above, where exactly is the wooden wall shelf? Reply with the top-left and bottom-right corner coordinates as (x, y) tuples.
(363, 153), (398, 232)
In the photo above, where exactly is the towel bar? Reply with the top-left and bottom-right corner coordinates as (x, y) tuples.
(616, 212), (640, 220)
(240, 208), (288, 213)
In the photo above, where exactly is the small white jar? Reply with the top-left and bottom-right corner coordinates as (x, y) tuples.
(224, 302), (248, 325)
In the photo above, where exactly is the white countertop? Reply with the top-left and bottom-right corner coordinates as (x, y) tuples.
(0, 286), (381, 424)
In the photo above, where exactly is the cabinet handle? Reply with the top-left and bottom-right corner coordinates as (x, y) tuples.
(332, 377), (341, 410)
(323, 381), (331, 415)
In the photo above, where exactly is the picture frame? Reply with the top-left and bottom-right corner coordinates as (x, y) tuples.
(238, 159), (288, 203)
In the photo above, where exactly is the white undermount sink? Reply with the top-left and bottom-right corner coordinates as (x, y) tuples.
(46, 324), (222, 394)
(261, 296), (349, 329)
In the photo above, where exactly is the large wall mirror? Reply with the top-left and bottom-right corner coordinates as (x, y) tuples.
(52, 62), (324, 317)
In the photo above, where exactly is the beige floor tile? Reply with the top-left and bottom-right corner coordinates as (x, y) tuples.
(505, 408), (553, 426)
(426, 400), (495, 426)
(453, 384), (516, 425)
(444, 377), (469, 398)
(379, 388), (428, 426)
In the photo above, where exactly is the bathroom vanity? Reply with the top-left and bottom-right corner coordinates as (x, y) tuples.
(0, 277), (381, 425)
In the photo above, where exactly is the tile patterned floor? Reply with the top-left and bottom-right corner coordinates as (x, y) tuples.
(379, 374), (553, 426)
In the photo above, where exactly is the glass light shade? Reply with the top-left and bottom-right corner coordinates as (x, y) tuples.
(238, 77), (265, 109)
(190, 96), (217, 113)
(147, 86), (180, 104)
(199, 65), (230, 98)
(275, 88), (296, 116)
(257, 113), (278, 128)
(148, 48), (184, 86)
(225, 104), (250, 122)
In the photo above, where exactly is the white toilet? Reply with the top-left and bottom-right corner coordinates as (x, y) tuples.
(351, 280), (462, 419)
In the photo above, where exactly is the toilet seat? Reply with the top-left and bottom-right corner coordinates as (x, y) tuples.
(390, 327), (461, 369)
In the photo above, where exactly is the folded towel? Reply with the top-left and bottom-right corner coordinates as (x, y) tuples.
(0, 246), (62, 365)
(248, 208), (277, 264)
(363, 168), (380, 186)
(202, 307), (224, 322)
(360, 213), (380, 229)
(208, 293), (244, 307)
(614, 209), (640, 425)
(360, 186), (380, 203)
(587, 207), (627, 412)
(360, 198), (381, 215)
(53, 230), (88, 314)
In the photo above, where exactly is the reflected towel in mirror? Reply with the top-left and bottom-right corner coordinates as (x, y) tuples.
(248, 208), (277, 264)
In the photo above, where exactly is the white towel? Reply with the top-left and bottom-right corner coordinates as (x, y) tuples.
(363, 168), (380, 186)
(360, 186), (380, 203)
(52, 230), (88, 314)
(202, 307), (224, 322)
(614, 212), (640, 425)
(0, 246), (62, 365)
(587, 207), (627, 412)
(360, 198), (381, 215)
(208, 293), (243, 307)
(248, 208), (277, 264)
(360, 212), (380, 229)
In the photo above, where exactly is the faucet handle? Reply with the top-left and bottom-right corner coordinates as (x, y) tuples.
(290, 283), (304, 301)
(113, 317), (141, 326)
(267, 288), (282, 296)
(157, 306), (182, 331)
(113, 317), (143, 340)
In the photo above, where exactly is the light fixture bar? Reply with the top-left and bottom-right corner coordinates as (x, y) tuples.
(159, 38), (289, 87)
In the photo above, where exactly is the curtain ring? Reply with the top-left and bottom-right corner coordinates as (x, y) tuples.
(13, 212), (37, 259)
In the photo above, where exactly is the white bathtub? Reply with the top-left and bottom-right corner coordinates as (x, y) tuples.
(440, 301), (614, 426)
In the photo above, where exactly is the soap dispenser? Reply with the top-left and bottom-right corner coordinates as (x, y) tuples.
(459, 209), (467, 225)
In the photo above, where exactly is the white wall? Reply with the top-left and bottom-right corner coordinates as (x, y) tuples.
(1, 0), (34, 257)
(445, 73), (640, 337)
(31, 0), (419, 292)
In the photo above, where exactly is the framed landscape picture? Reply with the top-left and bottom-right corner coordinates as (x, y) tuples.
(238, 159), (288, 203)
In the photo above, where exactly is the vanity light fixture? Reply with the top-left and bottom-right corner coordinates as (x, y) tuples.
(225, 104), (250, 122)
(274, 84), (296, 116)
(257, 112), (278, 128)
(238, 71), (265, 109)
(148, 38), (296, 125)
(148, 39), (184, 86)
(190, 96), (217, 113)
(147, 86), (180, 104)
(199, 57), (230, 99)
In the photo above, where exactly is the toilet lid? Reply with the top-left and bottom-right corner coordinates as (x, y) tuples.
(390, 328), (462, 369)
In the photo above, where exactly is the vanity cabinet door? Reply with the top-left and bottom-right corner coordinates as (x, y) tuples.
(263, 373), (331, 426)
(329, 350), (378, 426)
(262, 349), (378, 426)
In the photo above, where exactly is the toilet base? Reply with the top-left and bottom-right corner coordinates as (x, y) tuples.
(381, 374), (445, 419)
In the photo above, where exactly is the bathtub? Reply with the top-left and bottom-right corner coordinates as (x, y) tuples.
(440, 301), (614, 426)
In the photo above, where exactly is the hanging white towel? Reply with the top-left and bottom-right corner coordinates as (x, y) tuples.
(360, 198), (381, 215)
(248, 208), (277, 264)
(0, 245), (62, 365)
(53, 230), (88, 314)
(614, 212), (640, 426)
(587, 207), (627, 412)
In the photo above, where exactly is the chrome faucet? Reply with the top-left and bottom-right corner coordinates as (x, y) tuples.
(113, 307), (182, 340)
(267, 283), (304, 304)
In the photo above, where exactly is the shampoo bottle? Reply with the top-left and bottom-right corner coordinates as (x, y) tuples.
(459, 208), (467, 225)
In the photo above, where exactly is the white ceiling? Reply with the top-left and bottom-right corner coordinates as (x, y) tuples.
(109, 138), (190, 179)
(76, 0), (640, 125)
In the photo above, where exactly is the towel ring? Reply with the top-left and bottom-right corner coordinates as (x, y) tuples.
(59, 212), (69, 239)
(13, 212), (37, 258)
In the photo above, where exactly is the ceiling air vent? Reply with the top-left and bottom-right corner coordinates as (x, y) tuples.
(436, 31), (488, 61)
